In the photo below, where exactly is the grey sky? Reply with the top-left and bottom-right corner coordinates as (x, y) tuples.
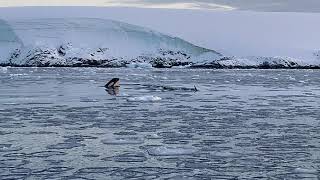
(0, 0), (319, 12)
(111, 0), (320, 12)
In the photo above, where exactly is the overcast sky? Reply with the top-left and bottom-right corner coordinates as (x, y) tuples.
(0, 0), (319, 12)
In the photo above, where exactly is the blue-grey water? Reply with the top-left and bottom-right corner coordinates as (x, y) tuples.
(0, 67), (319, 180)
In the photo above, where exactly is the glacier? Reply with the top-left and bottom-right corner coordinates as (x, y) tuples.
(0, 18), (222, 68)
(0, 16), (319, 68)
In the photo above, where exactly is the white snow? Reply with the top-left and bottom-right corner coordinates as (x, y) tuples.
(216, 56), (310, 67)
(127, 95), (162, 102)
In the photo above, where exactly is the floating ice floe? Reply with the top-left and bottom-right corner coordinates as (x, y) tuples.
(147, 146), (197, 156)
(127, 95), (162, 102)
(0, 67), (8, 73)
(127, 62), (153, 69)
(293, 167), (318, 174)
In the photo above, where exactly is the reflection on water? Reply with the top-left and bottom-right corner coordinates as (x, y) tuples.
(0, 67), (319, 179)
(106, 87), (120, 96)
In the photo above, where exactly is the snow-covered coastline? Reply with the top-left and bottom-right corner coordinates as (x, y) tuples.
(0, 18), (223, 68)
(0, 7), (320, 68)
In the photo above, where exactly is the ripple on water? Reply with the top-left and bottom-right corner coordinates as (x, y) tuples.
(47, 142), (85, 150)
(0, 159), (29, 168)
(102, 152), (147, 162)
(29, 151), (67, 158)
(0, 144), (23, 152)
(147, 146), (197, 156)
(1, 68), (320, 179)
(76, 167), (120, 175)
(101, 137), (144, 145)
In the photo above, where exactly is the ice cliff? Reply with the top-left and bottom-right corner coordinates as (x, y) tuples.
(0, 18), (221, 67)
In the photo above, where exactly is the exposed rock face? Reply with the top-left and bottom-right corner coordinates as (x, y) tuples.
(2, 44), (196, 68)
(2, 45), (319, 69)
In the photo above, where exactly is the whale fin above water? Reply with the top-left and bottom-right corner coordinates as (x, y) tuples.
(194, 85), (198, 92)
(142, 84), (199, 92)
(103, 79), (198, 93)
(105, 78), (120, 88)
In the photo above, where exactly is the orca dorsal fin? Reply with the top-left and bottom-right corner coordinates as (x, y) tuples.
(194, 85), (198, 92)
(105, 78), (120, 88)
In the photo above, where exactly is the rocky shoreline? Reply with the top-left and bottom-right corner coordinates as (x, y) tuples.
(1, 61), (319, 69)
(1, 44), (319, 69)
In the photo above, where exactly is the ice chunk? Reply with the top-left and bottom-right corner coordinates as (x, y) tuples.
(127, 95), (161, 102)
(293, 167), (318, 174)
(127, 62), (153, 69)
(0, 67), (8, 73)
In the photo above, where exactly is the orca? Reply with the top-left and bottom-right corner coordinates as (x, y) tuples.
(104, 78), (198, 96)
(105, 78), (120, 88)
(105, 78), (120, 96)
(142, 84), (199, 92)
(105, 87), (120, 96)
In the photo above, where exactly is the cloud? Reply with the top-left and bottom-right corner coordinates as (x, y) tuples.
(0, 0), (319, 12)
(104, 0), (235, 10)
(0, 0), (235, 10)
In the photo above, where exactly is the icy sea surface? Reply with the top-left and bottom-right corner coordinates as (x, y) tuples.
(0, 67), (319, 180)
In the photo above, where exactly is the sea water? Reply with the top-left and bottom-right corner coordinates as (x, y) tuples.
(0, 67), (319, 179)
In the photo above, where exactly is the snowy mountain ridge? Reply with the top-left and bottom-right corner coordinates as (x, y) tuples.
(0, 17), (319, 68)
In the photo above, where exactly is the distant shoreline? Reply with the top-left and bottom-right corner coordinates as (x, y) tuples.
(2, 64), (320, 69)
